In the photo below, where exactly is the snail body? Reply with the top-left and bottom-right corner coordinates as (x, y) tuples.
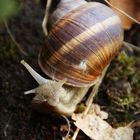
(21, 60), (89, 115)
(21, 0), (123, 116)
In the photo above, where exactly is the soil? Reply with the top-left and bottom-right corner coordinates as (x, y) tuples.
(0, 0), (140, 140)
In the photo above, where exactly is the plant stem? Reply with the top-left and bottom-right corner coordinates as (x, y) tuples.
(3, 19), (27, 56)
(42, 0), (52, 36)
(104, 0), (140, 24)
(123, 41), (140, 52)
(72, 65), (109, 140)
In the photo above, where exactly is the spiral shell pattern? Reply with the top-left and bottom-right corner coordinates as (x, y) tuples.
(39, 2), (123, 87)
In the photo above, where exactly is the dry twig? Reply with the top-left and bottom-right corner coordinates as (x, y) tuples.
(104, 0), (140, 25)
(3, 19), (27, 56)
(123, 41), (140, 53)
(42, 0), (52, 36)
(72, 66), (109, 140)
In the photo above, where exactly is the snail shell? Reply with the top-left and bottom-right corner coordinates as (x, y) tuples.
(39, 1), (123, 87)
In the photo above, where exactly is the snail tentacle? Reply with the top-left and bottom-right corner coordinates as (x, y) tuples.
(21, 60), (48, 85)
(24, 88), (37, 95)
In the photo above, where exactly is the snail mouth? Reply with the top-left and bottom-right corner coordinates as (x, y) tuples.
(32, 94), (47, 104)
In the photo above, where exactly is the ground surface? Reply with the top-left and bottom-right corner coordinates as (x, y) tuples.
(0, 0), (140, 140)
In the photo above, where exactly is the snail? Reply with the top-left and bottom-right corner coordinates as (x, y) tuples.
(21, 0), (123, 116)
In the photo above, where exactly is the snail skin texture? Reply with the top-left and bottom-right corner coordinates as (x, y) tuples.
(21, 0), (123, 116)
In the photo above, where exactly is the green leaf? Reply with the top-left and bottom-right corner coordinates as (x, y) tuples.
(0, 0), (18, 19)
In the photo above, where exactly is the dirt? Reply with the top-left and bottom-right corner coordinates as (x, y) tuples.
(0, 0), (140, 140)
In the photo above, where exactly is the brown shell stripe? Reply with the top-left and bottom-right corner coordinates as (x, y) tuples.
(55, 17), (122, 70)
(55, 20), (105, 66)
(48, 15), (121, 69)
(47, 3), (116, 65)
(48, 3), (121, 62)
(48, 28), (102, 77)
(42, 38), (100, 81)
(52, 23), (104, 73)
(51, 2), (102, 34)
(40, 37), (99, 85)
(42, 15), (121, 86)
(58, 8), (122, 62)
(39, 2), (123, 86)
